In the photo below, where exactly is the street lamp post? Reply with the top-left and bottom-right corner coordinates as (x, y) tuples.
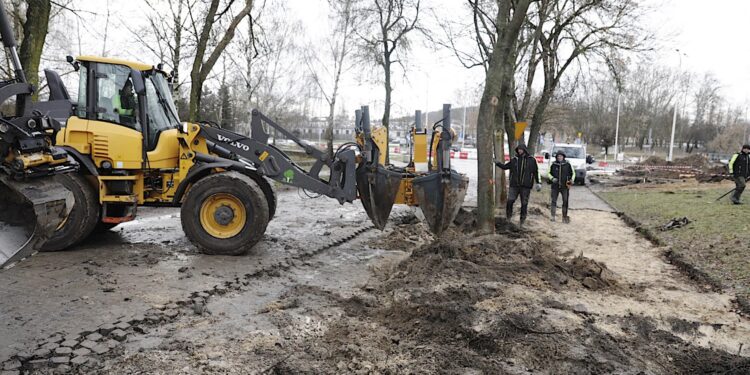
(668, 49), (684, 162)
(461, 106), (467, 148)
(614, 92), (621, 160)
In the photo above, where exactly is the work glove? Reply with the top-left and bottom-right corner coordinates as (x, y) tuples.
(535, 183), (542, 192)
(566, 180), (573, 187)
(552, 177), (558, 183)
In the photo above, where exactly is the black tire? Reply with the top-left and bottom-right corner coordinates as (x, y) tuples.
(181, 172), (269, 255)
(40, 173), (100, 252)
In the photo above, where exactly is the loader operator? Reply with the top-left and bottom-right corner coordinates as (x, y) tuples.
(113, 79), (137, 127)
(548, 150), (575, 223)
(728, 144), (750, 204)
(495, 144), (542, 227)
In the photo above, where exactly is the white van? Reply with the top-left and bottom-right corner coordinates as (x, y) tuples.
(542, 143), (594, 185)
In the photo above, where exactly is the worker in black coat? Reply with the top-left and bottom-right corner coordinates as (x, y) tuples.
(728, 144), (750, 204)
(548, 151), (575, 223)
(495, 144), (541, 227)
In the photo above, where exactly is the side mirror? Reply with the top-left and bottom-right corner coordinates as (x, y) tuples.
(66, 55), (80, 72)
(130, 69), (146, 96)
(586, 155), (594, 164)
(544, 152), (550, 160)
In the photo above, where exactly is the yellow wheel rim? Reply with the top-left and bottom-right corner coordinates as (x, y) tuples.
(199, 193), (246, 239)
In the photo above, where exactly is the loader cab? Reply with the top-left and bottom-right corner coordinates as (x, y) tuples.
(63, 56), (182, 171)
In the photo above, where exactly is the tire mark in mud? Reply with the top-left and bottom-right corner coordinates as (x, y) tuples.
(1, 214), (408, 374)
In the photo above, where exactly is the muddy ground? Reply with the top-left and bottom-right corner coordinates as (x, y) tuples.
(1, 165), (750, 373)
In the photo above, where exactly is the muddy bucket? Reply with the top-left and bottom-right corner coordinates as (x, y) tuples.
(412, 170), (469, 236)
(0, 175), (73, 269)
(356, 165), (402, 230)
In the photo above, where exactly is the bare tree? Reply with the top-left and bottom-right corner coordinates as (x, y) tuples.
(129, 0), (192, 95)
(222, 5), (307, 136)
(684, 73), (722, 153)
(305, 0), (357, 157)
(358, 0), (420, 161)
(2, 0), (85, 100)
(474, 0), (533, 233)
(12, 0), (52, 100)
(526, 0), (649, 154)
(187, 0), (254, 122)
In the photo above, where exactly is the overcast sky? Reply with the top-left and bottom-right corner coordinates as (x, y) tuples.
(59, 0), (750, 118)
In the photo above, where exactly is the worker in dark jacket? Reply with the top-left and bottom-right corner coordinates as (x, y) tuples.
(728, 144), (750, 204)
(548, 151), (575, 223)
(495, 144), (541, 227)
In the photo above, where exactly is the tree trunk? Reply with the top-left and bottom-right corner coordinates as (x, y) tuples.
(527, 87), (553, 155)
(477, 92), (498, 234)
(172, 0), (183, 97)
(382, 59), (392, 164)
(326, 99), (336, 158)
(189, 72), (203, 121)
(19, 0), (51, 101)
(188, 0), (253, 122)
(493, 128), (507, 206)
(493, 108), (509, 206)
(476, 0), (532, 233)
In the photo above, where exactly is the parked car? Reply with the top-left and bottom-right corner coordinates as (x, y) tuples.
(542, 143), (595, 185)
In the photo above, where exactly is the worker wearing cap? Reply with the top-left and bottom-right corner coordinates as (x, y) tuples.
(728, 144), (750, 204)
(548, 150), (575, 223)
(495, 143), (541, 227)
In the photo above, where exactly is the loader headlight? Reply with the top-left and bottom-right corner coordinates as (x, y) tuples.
(27, 119), (37, 129)
(0, 123), (7, 133)
(182, 122), (189, 133)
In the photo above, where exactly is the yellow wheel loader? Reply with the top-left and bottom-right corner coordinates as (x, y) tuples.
(0, 6), (467, 269)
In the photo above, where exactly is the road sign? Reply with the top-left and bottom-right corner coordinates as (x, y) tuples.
(514, 122), (528, 141)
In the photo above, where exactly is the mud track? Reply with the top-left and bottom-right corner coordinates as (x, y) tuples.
(1, 187), (749, 374)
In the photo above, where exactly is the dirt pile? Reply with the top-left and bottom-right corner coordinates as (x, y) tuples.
(621, 154), (726, 181)
(639, 154), (709, 168)
(255, 217), (749, 374)
(368, 215), (434, 251)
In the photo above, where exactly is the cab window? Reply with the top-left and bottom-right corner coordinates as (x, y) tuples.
(96, 64), (140, 130)
(145, 78), (172, 150)
(76, 64), (87, 118)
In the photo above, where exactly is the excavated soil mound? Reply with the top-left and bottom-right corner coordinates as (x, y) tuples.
(674, 154), (710, 168)
(639, 154), (708, 168)
(263, 217), (749, 374)
(641, 156), (669, 166)
(624, 154), (716, 181)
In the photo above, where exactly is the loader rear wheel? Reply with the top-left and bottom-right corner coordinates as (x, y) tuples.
(40, 173), (100, 252)
(181, 172), (269, 255)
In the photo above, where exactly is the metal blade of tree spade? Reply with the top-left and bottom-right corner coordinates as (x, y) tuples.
(356, 165), (402, 230)
(412, 170), (469, 236)
(0, 175), (74, 270)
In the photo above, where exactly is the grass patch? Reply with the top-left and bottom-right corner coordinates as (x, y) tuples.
(600, 184), (750, 308)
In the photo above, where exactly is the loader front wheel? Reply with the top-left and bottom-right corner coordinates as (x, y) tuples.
(40, 173), (100, 252)
(181, 172), (269, 255)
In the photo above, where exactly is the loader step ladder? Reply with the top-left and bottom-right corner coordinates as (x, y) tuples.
(98, 175), (138, 223)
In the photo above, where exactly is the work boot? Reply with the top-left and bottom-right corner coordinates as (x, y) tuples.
(520, 216), (526, 228)
(550, 216), (556, 222)
(563, 216), (570, 224)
